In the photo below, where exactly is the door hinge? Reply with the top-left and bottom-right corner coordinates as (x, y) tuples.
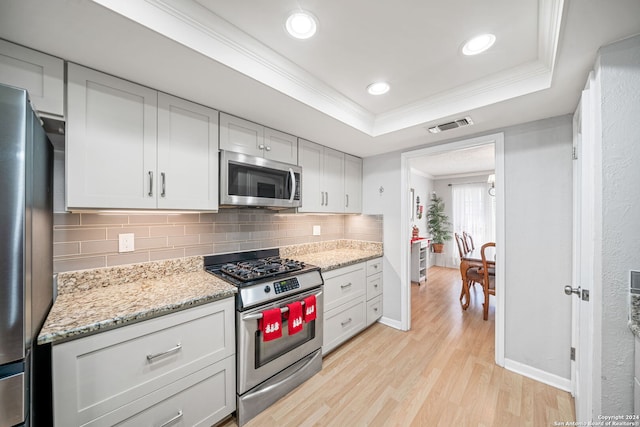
(582, 289), (590, 301)
(570, 347), (576, 361)
(572, 146), (578, 160)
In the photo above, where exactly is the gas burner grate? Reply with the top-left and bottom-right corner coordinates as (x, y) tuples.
(217, 257), (305, 283)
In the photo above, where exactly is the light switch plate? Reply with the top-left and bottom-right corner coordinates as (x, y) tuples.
(313, 225), (321, 236)
(118, 233), (135, 253)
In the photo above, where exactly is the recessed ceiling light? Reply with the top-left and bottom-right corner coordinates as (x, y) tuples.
(367, 82), (390, 95)
(462, 33), (496, 55)
(285, 11), (317, 39)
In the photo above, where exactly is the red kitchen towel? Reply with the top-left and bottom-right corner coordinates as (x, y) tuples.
(259, 308), (282, 341)
(287, 301), (303, 335)
(303, 295), (317, 322)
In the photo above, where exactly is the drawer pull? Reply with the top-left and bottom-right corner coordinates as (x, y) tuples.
(159, 410), (183, 427)
(341, 282), (352, 289)
(341, 317), (353, 327)
(146, 343), (182, 362)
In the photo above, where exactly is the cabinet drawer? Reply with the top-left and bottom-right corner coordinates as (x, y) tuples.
(323, 264), (366, 312)
(366, 272), (383, 299)
(323, 298), (366, 354)
(366, 258), (382, 276)
(53, 298), (235, 426)
(86, 355), (235, 427)
(366, 295), (383, 326)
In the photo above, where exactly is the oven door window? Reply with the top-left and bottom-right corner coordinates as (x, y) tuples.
(229, 162), (296, 200)
(255, 318), (316, 369)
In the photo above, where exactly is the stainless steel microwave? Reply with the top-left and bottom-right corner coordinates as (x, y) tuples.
(219, 150), (302, 208)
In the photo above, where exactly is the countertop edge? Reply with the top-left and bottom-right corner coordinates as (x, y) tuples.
(38, 290), (236, 345)
(319, 254), (383, 272)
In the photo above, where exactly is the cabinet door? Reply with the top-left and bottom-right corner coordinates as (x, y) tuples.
(297, 138), (324, 212)
(157, 93), (219, 210)
(344, 154), (362, 213)
(0, 39), (64, 117)
(323, 147), (345, 213)
(66, 63), (157, 209)
(263, 127), (298, 164)
(219, 113), (264, 157)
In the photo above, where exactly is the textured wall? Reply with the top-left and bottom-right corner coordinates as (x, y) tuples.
(53, 210), (382, 273)
(596, 34), (640, 416)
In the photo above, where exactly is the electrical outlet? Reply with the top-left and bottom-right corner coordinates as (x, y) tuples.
(118, 233), (135, 253)
(313, 225), (321, 236)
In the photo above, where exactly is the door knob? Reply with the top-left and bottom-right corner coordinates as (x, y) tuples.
(564, 285), (581, 296)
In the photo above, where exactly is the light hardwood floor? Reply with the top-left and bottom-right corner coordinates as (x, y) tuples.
(220, 266), (575, 426)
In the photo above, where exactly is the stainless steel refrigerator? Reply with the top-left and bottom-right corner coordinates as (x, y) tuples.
(0, 84), (53, 427)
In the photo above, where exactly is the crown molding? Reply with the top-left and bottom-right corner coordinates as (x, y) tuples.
(92, 0), (564, 137)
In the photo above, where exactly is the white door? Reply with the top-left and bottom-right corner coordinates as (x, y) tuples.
(66, 63), (157, 209)
(570, 72), (597, 423)
(323, 147), (345, 213)
(297, 139), (324, 212)
(157, 93), (219, 210)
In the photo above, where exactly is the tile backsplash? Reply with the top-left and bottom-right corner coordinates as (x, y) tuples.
(53, 210), (383, 273)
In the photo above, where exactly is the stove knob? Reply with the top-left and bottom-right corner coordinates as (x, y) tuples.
(264, 285), (271, 293)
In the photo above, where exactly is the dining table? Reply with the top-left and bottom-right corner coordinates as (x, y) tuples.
(459, 245), (496, 309)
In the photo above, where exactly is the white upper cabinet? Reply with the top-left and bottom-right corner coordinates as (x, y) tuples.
(219, 112), (297, 164)
(157, 93), (219, 210)
(344, 154), (363, 213)
(263, 127), (298, 164)
(0, 39), (64, 117)
(298, 139), (345, 213)
(66, 63), (218, 211)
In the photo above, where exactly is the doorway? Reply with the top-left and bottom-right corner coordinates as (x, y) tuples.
(400, 132), (506, 366)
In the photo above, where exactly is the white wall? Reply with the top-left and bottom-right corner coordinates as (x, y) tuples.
(363, 114), (574, 383)
(409, 169), (431, 239)
(593, 34), (640, 416)
(363, 152), (403, 328)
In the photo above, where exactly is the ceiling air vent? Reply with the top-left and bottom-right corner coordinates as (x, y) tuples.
(428, 116), (474, 134)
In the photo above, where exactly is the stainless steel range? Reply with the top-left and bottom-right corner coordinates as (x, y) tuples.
(204, 249), (323, 426)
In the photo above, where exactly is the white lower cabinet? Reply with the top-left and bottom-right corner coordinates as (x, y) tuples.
(52, 298), (235, 427)
(366, 258), (383, 326)
(322, 257), (383, 354)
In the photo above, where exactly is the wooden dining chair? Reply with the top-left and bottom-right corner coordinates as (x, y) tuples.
(456, 232), (482, 309)
(463, 231), (475, 251)
(454, 232), (467, 258)
(480, 242), (496, 320)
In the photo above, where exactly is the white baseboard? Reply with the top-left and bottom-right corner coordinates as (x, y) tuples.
(504, 358), (572, 392)
(378, 316), (403, 330)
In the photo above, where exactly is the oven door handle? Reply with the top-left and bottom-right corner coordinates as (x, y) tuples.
(242, 290), (322, 321)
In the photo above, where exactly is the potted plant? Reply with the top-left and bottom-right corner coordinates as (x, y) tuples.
(426, 194), (452, 253)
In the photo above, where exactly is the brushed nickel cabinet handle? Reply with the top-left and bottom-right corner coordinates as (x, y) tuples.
(159, 410), (183, 427)
(346, 194), (349, 208)
(341, 282), (352, 289)
(341, 318), (353, 327)
(148, 171), (153, 197)
(146, 343), (181, 361)
(161, 172), (166, 198)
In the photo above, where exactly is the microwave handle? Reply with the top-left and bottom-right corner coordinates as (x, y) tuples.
(288, 168), (296, 204)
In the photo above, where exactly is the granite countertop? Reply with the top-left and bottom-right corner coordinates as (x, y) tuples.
(38, 257), (236, 345)
(281, 240), (383, 272)
(39, 240), (383, 346)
